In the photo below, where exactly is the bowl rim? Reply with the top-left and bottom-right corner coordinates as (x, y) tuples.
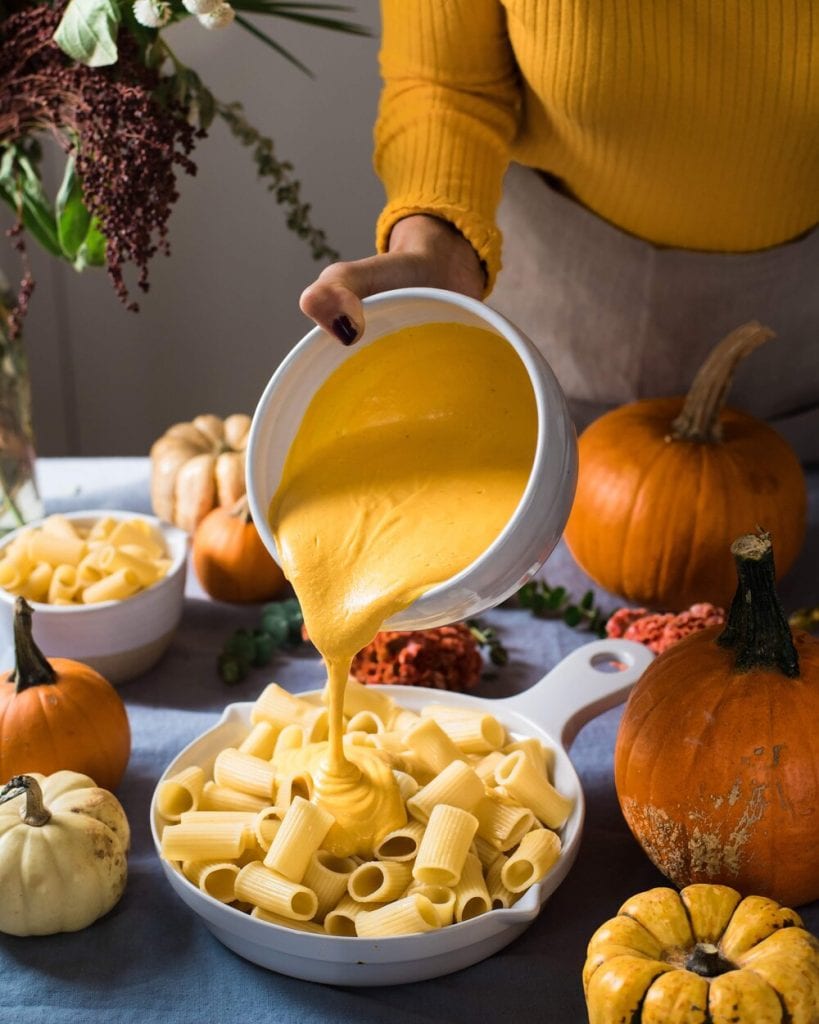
(246, 287), (573, 619)
(0, 508), (188, 614)
(149, 683), (584, 951)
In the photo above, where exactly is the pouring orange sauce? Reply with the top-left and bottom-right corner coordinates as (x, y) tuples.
(268, 322), (537, 857)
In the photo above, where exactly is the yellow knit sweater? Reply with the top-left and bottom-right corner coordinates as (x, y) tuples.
(374, 0), (818, 290)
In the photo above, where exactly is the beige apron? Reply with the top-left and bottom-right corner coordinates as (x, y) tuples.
(490, 164), (819, 464)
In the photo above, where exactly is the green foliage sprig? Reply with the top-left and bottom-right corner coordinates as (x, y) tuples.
(513, 580), (609, 637)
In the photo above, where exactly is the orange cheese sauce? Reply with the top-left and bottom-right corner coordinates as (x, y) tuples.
(268, 322), (536, 856)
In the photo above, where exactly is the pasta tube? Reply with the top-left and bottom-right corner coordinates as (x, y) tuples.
(302, 850), (357, 921)
(404, 719), (466, 776)
(413, 805), (478, 887)
(485, 855), (518, 909)
(161, 821), (248, 862)
(403, 883), (456, 927)
(199, 782), (269, 814)
(474, 794), (535, 852)
(235, 861), (318, 921)
(375, 820), (425, 862)
(434, 713), (507, 754)
(156, 766), (206, 821)
(356, 894), (440, 938)
(182, 860), (240, 903)
(263, 796), (334, 883)
(250, 907), (325, 933)
(453, 852), (491, 922)
(238, 721), (280, 759)
(494, 751), (573, 828)
(348, 861), (413, 904)
(213, 748), (277, 801)
(324, 894), (382, 936)
(501, 828), (562, 892)
(407, 760), (484, 824)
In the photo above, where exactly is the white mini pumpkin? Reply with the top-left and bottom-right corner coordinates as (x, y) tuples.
(0, 771), (130, 936)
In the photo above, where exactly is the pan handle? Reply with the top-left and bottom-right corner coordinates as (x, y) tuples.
(496, 639), (654, 749)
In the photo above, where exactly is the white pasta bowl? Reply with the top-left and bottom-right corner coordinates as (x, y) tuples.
(0, 509), (188, 685)
(150, 638), (653, 986)
(246, 287), (577, 632)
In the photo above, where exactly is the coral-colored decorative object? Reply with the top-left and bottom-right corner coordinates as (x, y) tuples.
(606, 603), (726, 653)
(564, 323), (807, 609)
(0, 598), (131, 791)
(351, 624), (483, 691)
(614, 532), (819, 907)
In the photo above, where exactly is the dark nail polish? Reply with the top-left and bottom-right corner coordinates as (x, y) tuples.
(332, 315), (358, 345)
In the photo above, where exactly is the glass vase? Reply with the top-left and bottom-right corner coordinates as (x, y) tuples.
(0, 281), (44, 535)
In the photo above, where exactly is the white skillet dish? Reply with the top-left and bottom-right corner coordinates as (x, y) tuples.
(151, 638), (653, 986)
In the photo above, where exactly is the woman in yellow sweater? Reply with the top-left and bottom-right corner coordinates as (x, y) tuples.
(300, 1), (818, 460)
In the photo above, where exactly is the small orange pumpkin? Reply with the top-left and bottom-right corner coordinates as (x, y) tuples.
(564, 323), (807, 609)
(614, 531), (819, 907)
(192, 496), (288, 603)
(0, 598), (131, 790)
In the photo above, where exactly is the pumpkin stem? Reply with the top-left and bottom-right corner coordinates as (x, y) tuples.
(10, 596), (58, 692)
(229, 494), (252, 523)
(669, 322), (775, 443)
(0, 774), (51, 826)
(717, 531), (800, 677)
(684, 942), (734, 979)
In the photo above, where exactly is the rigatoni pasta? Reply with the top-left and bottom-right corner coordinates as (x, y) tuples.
(156, 682), (572, 938)
(0, 514), (172, 606)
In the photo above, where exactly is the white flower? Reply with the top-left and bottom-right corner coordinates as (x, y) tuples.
(197, 2), (235, 28)
(182, 0), (220, 15)
(132, 0), (171, 27)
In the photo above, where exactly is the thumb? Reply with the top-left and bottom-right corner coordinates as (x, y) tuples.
(299, 252), (433, 346)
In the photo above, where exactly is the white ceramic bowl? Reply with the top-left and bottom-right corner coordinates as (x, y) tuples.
(0, 509), (188, 685)
(150, 638), (654, 986)
(246, 287), (577, 631)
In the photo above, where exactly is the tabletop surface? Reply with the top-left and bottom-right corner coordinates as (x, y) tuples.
(2, 457), (817, 1024)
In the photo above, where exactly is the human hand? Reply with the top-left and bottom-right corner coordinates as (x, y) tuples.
(299, 214), (485, 345)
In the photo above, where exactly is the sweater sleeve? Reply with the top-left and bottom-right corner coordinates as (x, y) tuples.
(374, 0), (521, 293)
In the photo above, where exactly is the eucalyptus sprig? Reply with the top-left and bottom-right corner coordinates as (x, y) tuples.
(513, 580), (609, 637)
(466, 619), (508, 667)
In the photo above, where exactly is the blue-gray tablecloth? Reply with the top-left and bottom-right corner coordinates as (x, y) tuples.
(1, 458), (817, 1024)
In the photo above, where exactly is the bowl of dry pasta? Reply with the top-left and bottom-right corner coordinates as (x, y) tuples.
(0, 509), (188, 684)
(150, 638), (654, 985)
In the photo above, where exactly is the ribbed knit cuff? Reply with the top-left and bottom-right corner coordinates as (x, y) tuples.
(374, 109), (510, 294)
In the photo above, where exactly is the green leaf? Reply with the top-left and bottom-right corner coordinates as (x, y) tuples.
(563, 606), (582, 628)
(233, 14), (315, 76)
(53, 0), (121, 68)
(0, 154), (62, 258)
(55, 158), (92, 262)
(580, 589), (595, 611)
(75, 217), (107, 269)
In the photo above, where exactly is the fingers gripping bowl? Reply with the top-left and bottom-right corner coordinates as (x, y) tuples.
(150, 639), (654, 986)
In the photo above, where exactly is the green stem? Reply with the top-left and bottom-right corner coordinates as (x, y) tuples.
(717, 532), (799, 677)
(11, 596), (58, 692)
(0, 462), (26, 527)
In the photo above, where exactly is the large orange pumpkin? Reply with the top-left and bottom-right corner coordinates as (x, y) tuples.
(564, 323), (807, 609)
(0, 598), (131, 791)
(614, 531), (819, 907)
(192, 496), (288, 603)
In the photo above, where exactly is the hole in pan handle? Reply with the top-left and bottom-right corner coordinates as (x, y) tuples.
(496, 639), (655, 749)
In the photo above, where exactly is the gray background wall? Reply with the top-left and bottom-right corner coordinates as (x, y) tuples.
(2, 1), (382, 456)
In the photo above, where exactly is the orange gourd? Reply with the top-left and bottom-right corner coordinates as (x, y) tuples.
(564, 323), (807, 609)
(614, 531), (819, 907)
(192, 496), (288, 603)
(0, 598), (131, 791)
